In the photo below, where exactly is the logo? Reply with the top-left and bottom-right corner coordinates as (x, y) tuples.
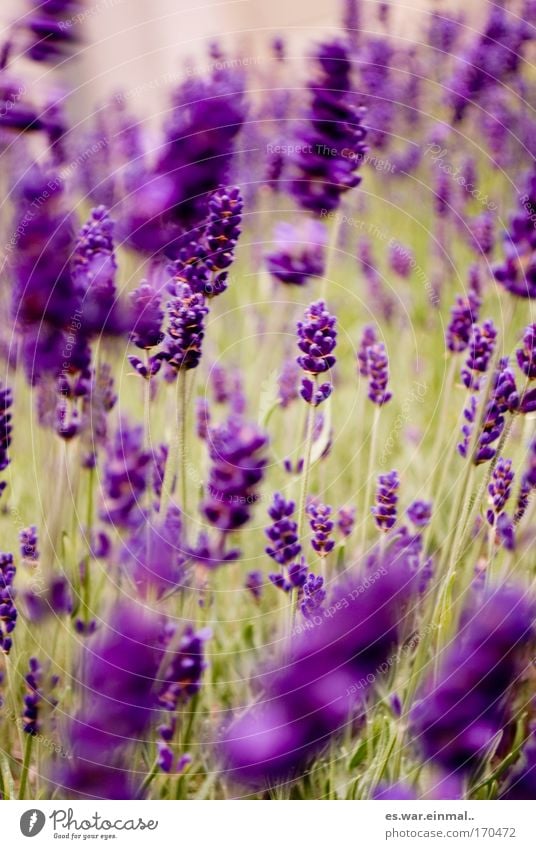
(20, 810), (46, 838)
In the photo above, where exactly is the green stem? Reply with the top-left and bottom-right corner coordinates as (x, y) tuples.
(139, 758), (159, 796)
(360, 406), (381, 555)
(179, 370), (188, 524)
(82, 464), (95, 623)
(18, 734), (33, 800)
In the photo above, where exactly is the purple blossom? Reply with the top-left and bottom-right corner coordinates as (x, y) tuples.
(297, 301), (337, 407)
(357, 325), (377, 376)
(487, 458), (514, 524)
(158, 626), (210, 710)
(406, 500), (432, 528)
(245, 571), (264, 602)
(445, 291), (481, 353)
(121, 506), (187, 599)
(278, 358), (300, 408)
(22, 657), (43, 735)
(195, 397), (211, 441)
(290, 40), (368, 213)
(203, 186), (243, 295)
(266, 220), (326, 285)
(306, 499), (335, 556)
(460, 320), (497, 391)
(20, 526), (39, 562)
(366, 343), (392, 405)
(265, 493), (301, 565)
(129, 282), (164, 350)
(0, 552), (17, 655)
(0, 383), (13, 496)
(300, 573), (326, 618)
(337, 505), (355, 538)
(372, 470), (399, 531)
(24, 1), (81, 63)
(202, 415), (268, 533)
(99, 419), (152, 529)
(493, 167), (536, 299)
(516, 323), (536, 379)
(221, 553), (417, 786)
(388, 242), (414, 278)
(160, 283), (209, 372)
(411, 584), (535, 774)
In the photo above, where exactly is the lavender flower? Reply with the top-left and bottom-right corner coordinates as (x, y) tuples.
(300, 573), (326, 618)
(372, 471), (399, 531)
(278, 358), (300, 408)
(337, 505), (355, 537)
(487, 458), (514, 524)
(20, 526), (39, 562)
(307, 500), (335, 556)
(160, 283), (208, 373)
(100, 419), (152, 529)
(221, 553), (417, 786)
(411, 584), (535, 774)
(129, 282), (164, 350)
(121, 506), (187, 599)
(493, 167), (536, 299)
(445, 291), (480, 353)
(24, 1), (81, 63)
(202, 415), (268, 532)
(0, 383), (13, 496)
(388, 242), (414, 278)
(366, 343), (392, 405)
(0, 553), (16, 655)
(290, 40), (368, 213)
(266, 220), (326, 285)
(195, 397), (211, 441)
(72, 206), (125, 337)
(514, 438), (536, 523)
(245, 571), (263, 602)
(297, 300), (337, 407)
(158, 626), (210, 710)
(265, 493), (301, 565)
(460, 320), (497, 391)
(205, 186), (243, 293)
(23, 657), (43, 735)
(53, 602), (164, 799)
(516, 323), (536, 379)
(406, 500), (432, 528)
(357, 325), (377, 376)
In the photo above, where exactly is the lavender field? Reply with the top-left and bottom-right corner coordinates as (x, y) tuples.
(0, 0), (535, 803)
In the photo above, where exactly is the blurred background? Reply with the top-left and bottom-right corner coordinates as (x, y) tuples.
(2, 0), (484, 114)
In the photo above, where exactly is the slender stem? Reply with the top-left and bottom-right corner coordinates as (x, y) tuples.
(296, 401), (315, 544)
(360, 406), (381, 555)
(160, 375), (182, 516)
(82, 464), (95, 623)
(18, 734), (33, 800)
(139, 758), (159, 796)
(179, 370), (188, 524)
(320, 215), (343, 301)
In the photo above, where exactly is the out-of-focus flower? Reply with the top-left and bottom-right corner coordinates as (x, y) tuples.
(220, 554), (417, 786)
(0, 552), (17, 655)
(290, 40), (368, 213)
(266, 220), (326, 285)
(411, 584), (535, 775)
(372, 470), (399, 531)
(265, 493), (301, 565)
